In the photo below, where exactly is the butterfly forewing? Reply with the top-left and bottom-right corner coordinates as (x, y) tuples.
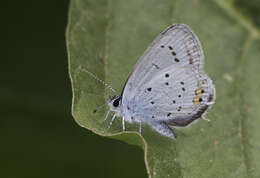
(122, 24), (205, 101)
(118, 24), (215, 138)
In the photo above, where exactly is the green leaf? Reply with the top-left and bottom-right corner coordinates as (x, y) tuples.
(66, 0), (260, 177)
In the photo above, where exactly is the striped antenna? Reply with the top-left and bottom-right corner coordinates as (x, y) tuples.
(79, 66), (116, 93)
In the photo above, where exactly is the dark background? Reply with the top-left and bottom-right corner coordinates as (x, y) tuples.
(1, 1), (146, 178)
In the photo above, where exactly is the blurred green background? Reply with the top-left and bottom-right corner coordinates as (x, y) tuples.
(1, 1), (146, 178)
(2, 0), (260, 178)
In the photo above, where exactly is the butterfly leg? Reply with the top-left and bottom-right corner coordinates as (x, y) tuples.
(108, 113), (116, 129)
(122, 117), (125, 131)
(138, 121), (142, 133)
(149, 122), (176, 139)
(104, 110), (111, 121)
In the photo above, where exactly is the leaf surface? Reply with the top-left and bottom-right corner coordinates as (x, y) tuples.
(67, 0), (260, 177)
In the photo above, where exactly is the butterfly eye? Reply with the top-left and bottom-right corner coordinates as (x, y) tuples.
(113, 97), (120, 107)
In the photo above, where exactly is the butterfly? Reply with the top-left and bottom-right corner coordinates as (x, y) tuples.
(82, 24), (215, 139)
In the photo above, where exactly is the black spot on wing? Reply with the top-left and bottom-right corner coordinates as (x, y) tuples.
(174, 58), (180, 62)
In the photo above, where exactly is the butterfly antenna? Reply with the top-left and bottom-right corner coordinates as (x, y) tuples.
(79, 66), (116, 93)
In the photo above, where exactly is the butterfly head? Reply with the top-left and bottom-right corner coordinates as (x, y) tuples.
(108, 95), (122, 115)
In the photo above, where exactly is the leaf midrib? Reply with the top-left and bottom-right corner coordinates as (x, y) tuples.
(214, 0), (260, 39)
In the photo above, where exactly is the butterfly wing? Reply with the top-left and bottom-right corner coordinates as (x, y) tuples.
(121, 24), (215, 126)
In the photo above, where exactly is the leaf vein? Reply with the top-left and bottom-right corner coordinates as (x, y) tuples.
(214, 0), (260, 39)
